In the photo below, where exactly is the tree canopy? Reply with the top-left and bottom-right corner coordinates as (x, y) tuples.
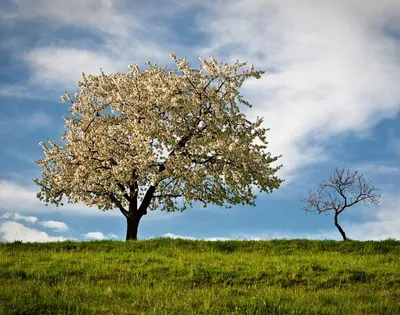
(34, 53), (283, 239)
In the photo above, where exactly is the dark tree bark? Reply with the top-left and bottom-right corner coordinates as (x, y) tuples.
(334, 212), (347, 241)
(126, 215), (142, 240)
(124, 185), (156, 240)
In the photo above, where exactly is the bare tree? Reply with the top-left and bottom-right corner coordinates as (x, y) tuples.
(301, 168), (381, 241)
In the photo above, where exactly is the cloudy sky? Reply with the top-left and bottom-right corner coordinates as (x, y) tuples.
(1, 0), (399, 242)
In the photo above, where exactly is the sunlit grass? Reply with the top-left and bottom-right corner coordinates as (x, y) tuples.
(0, 238), (399, 314)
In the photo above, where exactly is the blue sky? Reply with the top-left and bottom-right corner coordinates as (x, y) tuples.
(0, 0), (400, 242)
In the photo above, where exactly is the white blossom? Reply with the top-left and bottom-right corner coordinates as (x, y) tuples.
(35, 53), (282, 223)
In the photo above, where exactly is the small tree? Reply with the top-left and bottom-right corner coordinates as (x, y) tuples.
(301, 168), (380, 241)
(34, 53), (283, 240)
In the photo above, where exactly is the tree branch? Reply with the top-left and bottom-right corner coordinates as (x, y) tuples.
(301, 168), (380, 217)
(129, 169), (138, 213)
(115, 181), (131, 203)
(137, 185), (156, 215)
(201, 76), (216, 94)
(153, 193), (183, 198)
(108, 193), (131, 218)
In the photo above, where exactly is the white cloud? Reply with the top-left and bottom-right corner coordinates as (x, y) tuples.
(16, 1), (170, 90)
(83, 232), (104, 240)
(0, 179), (118, 217)
(109, 233), (118, 239)
(198, 0), (400, 177)
(161, 233), (238, 241)
(24, 44), (170, 92)
(235, 231), (335, 241)
(162, 233), (196, 240)
(25, 48), (123, 87)
(83, 232), (118, 240)
(0, 221), (68, 242)
(160, 231), (342, 241)
(40, 220), (68, 232)
(0, 180), (42, 211)
(0, 212), (38, 223)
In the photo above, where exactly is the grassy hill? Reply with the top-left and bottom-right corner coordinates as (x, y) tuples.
(0, 238), (399, 314)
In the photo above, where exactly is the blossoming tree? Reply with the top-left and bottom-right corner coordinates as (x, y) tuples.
(34, 53), (283, 240)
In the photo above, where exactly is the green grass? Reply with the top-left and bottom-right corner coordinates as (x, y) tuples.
(0, 238), (399, 314)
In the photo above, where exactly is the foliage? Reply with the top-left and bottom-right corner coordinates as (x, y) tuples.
(0, 239), (399, 314)
(34, 53), (282, 239)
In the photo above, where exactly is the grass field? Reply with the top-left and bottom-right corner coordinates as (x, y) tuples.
(0, 238), (399, 314)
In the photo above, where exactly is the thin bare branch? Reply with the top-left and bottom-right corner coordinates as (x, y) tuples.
(300, 168), (381, 240)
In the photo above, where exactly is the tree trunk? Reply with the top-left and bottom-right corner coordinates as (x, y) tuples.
(334, 212), (347, 241)
(126, 215), (142, 241)
(124, 184), (155, 241)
